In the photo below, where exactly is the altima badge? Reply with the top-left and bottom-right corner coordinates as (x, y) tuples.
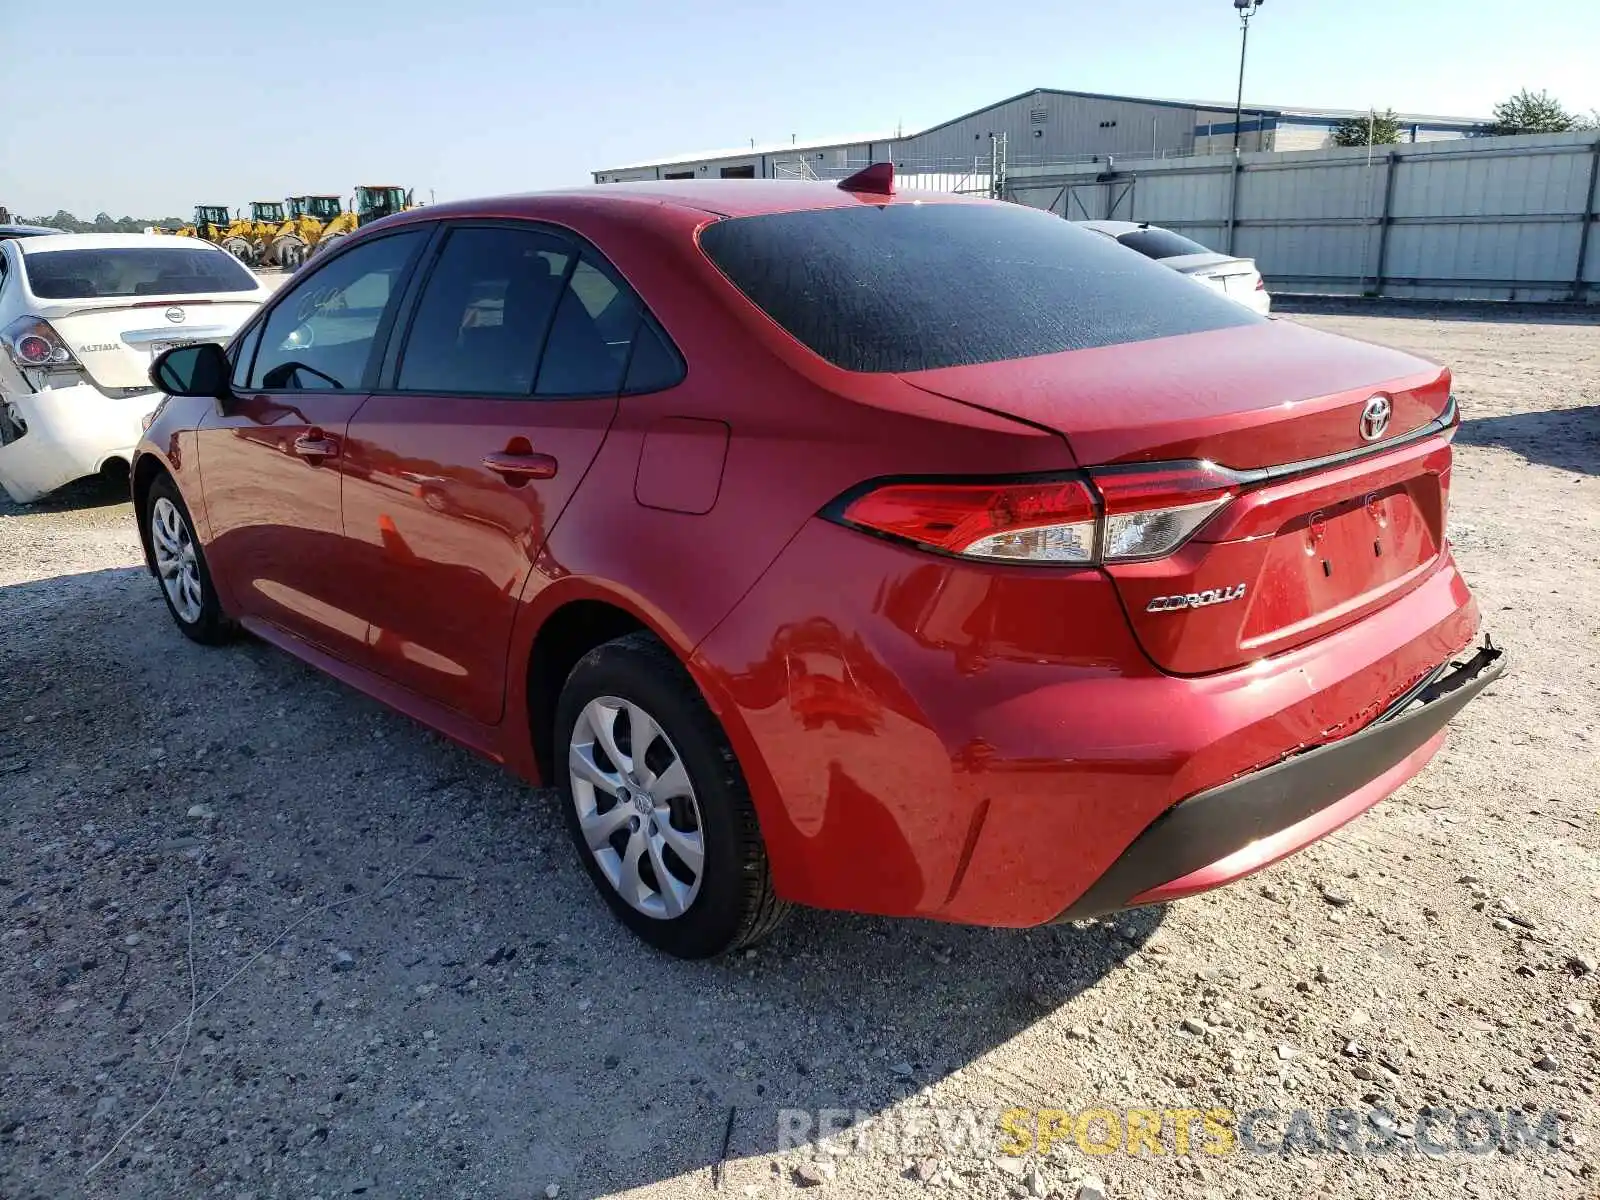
(1147, 584), (1248, 612)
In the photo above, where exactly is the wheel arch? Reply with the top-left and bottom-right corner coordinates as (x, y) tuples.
(130, 450), (169, 576)
(523, 595), (654, 784)
(512, 579), (764, 794)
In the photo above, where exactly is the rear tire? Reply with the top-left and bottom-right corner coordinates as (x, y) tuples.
(147, 473), (234, 646)
(553, 632), (789, 958)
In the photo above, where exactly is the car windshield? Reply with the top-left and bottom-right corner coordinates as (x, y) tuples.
(1115, 227), (1215, 260)
(23, 247), (259, 299)
(698, 202), (1256, 373)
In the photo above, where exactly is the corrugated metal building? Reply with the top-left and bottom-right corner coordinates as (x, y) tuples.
(592, 88), (1489, 183)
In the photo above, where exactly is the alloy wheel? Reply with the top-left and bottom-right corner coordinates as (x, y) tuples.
(150, 496), (203, 624)
(568, 695), (705, 919)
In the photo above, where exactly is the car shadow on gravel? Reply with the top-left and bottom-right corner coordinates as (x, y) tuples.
(0, 469), (131, 517)
(1457, 404), (1600, 476)
(0, 562), (1163, 1200)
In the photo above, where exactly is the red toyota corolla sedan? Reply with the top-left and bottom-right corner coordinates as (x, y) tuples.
(134, 167), (1502, 958)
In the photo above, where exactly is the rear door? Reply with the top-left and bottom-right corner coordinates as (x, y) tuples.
(339, 222), (643, 723)
(196, 229), (428, 659)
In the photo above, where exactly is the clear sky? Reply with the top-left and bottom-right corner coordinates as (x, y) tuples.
(3, 0), (1596, 219)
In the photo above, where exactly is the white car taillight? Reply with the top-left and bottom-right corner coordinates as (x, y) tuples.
(2, 316), (80, 369)
(826, 462), (1241, 566)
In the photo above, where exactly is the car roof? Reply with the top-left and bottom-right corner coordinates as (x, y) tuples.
(0, 223), (60, 237)
(13, 232), (233, 254)
(407, 179), (986, 223)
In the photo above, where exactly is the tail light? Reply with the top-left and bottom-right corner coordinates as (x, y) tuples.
(2, 316), (79, 369)
(1089, 462), (1240, 562)
(827, 462), (1242, 566)
(833, 477), (1098, 563)
(1255, 276), (1267, 291)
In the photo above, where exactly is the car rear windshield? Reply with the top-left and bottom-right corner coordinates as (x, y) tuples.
(1115, 227), (1215, 260)
(23, 247), (258, 299)
(696, 202), (1257, 373)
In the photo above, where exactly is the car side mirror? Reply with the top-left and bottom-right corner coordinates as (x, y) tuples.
(150, 341), (231, 399)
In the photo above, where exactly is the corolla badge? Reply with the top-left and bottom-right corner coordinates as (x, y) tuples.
(165, 306), (186, 324)
(1146, 584), (1248, 613)
(1359, 394), (1392, 442)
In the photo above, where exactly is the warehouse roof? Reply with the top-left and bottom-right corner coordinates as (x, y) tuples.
(599, 131), (895, 174)
(595, 87), (1490, 176)
(915, 87), (1491, 135)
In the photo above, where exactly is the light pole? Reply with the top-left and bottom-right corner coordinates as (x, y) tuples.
(1231, 0), (1265, 154)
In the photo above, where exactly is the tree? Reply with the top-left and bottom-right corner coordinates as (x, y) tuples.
(1492, 89), (1576, 134)
(1575, 109), (1600, 132)
(1332, 109), (1403, 147)
(25, 210), (185, 233)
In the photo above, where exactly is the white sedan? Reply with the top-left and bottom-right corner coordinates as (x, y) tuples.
(1077, 220), (1272, 316)
(0, 233), (270, 503)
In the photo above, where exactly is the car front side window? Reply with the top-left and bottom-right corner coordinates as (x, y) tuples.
(249, 231), (425, 392)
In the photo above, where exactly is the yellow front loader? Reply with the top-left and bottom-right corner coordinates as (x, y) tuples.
(275, 195), (348, 268)
(242, 200), (315, 269)
(172, 205), (232, 243)
(309, 185), (415, 259)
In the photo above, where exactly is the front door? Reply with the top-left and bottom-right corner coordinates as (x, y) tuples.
(341, 224), (642, 724)
(196, 228), (428, 659)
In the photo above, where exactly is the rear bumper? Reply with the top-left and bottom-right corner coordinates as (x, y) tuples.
(694, 516), (1487, 927)
(0, 382), (157, 502)
(1053, 638), (1504, 921)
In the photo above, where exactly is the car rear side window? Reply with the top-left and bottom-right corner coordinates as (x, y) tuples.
(697, 202), (1258, 373)
(534, 256), (641, 397)
(250, 230), (425, 391)
(622, 319), (684, 393)
(1115, 227), (1215, 260)
(397, 227), (574, 396)
(22, 246), (259, 299)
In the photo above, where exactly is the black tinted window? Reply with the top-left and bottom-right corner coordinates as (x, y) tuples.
(534, 255), (640, 397)
(251, 231), (423, 391)
(24, 246), (258, 298)
(1116, 227), (1214, 260)
(623, 320), (684, 393)
(398, 227), (572, 395)
(698, 203), (1258, 373)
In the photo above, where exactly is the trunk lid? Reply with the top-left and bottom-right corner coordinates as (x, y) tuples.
(1164, 253), (1262, 301)
(902, 320), (1457, 674)
(38, 297), (260, 390)
(1162, 251), (1254, 278)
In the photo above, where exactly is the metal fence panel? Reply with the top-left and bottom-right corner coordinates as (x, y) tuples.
(992, 132), (1600, 302)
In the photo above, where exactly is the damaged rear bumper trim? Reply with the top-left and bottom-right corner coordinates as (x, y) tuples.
(1052, 636), (1505, 923)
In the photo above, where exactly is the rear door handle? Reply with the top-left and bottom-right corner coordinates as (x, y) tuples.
(482, 451), (558, 481)
(293, 434), (338, 460)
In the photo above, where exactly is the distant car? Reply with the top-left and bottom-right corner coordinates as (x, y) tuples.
(0, 233), (271, 503)
(1079, 220), (1271, 315)
(0, 223), (61, 243)
(134, 177), (1499, 959)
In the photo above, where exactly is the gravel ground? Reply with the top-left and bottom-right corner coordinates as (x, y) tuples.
(2, 306), (1596, 1200)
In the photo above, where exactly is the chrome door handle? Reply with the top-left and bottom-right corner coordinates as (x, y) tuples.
(482, 451), (558, 481)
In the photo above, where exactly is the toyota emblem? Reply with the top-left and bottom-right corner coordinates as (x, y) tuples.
(1359, 395), (1392, 442)
(165, 306), (186, 324)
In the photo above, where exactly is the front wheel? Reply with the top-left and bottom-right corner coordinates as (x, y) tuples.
(554, 632), (789, 958)
(147, 474), (234, 645)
